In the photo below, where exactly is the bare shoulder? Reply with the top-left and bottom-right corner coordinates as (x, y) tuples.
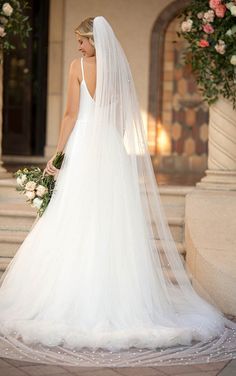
(69, 58), (81, 70)
(69, 58), (82, 82)
(83, 56), (96, 67)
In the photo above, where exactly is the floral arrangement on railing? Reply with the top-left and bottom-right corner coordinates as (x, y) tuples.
(0, 1), (31, 55)
(178, 0), (236, 108)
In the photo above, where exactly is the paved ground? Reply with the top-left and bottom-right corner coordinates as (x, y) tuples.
(0, 358), (236, 376)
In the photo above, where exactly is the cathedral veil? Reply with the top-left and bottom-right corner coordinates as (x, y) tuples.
(0, 15), (235, 367)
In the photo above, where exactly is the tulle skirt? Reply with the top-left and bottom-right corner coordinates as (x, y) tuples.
(0, 117), (235, 366)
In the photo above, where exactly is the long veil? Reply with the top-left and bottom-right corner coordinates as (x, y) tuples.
(0, 15), (235, 367)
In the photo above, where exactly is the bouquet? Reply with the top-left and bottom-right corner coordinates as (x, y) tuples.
(14, 152), (65, 217)
(178, 0), (236, 107)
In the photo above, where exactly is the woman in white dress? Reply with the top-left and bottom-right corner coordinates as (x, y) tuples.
(0, 16), (235, 367)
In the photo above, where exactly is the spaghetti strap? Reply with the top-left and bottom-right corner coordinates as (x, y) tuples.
(80, 57), (84, 81)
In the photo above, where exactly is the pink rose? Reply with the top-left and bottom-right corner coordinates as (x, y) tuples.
(198, 39), (210, 48)
(215, 4), (227, 17)
(209, 0), (221, 9)
(203, 24), (214, 34)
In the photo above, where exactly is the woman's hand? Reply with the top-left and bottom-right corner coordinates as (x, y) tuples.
(43, 154), (59, 177)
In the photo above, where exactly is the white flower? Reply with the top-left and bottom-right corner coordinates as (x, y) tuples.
(230, 55), (236, 65)
(0, 26), (6, 37)
(215, 40), (226, 54)
(226, 25), (236, 35)
(16, 174), (27, 187)
(36, 185), (48, 197)
(32, 197), (43, 209)
(181, 19), (193, 32)
(226, 29), (233, 36)
(25, 190), (36, 200)
(230, 5), (236, 15)
(203, 10), (215, 23)
(197, 12), (204, 19)
(25, 181), (36, 191)
(16, 177), (22, 186)
(226, 2), (235, 10)
(2, 3), (13, 16)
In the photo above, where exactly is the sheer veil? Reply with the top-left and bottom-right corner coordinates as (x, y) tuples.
(0, 15), (235, 367)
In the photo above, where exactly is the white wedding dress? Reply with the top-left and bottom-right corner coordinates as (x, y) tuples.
(0, 56), (235, 367)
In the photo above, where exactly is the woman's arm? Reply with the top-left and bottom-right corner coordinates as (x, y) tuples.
(44, 59), (81, 175)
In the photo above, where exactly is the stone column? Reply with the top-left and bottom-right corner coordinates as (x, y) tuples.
(185, 96), (236, 315)
(197, 96), (236, 190)
(44, 0), (64, 158)
(0, 50), (12, 178)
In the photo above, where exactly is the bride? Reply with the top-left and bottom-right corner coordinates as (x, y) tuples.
(0, 16), (235, 367)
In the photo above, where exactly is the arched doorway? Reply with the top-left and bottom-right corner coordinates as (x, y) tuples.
(148, 0), (208, 175)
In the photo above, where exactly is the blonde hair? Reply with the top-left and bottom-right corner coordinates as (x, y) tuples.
(75, 17), (95, 47)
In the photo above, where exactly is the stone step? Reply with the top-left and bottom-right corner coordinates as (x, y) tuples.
(0, 230), (29, 257)
(152, 217), (184, 243)
(0, 180), (189, 276)
(0, 257), (12, 279)
(155, 239), (186, 256)
(159, 186), (194, 205)
(1, 178), (193, 203)
(0, 178), (19, 198)
(0, 209), (36, 229)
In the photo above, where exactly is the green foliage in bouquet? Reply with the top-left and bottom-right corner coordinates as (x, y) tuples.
(0, 0), (31, 55)
(178, 0), (236, 108)
(14, 152), (65, 217)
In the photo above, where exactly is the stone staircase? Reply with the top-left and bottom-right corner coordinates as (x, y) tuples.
(0, 178), (194, 279)
(0, 179), (37, 278)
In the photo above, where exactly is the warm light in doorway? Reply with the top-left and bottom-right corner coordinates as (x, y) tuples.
(156, 122), (171, 155)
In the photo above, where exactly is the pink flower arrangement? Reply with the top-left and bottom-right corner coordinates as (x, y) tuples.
(179, 0), (236, 107)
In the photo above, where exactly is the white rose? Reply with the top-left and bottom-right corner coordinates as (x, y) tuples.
(32, 197), (43, 209)
(16, 175), (27, 187)
(197, 12), (204, 19)
(0, 26), (6, 37)
(203, 10), (215, 23)
(16, 177), (23, 186)
(36, 185), (48, 197)
(181, 19), (193, 32)
(215, 40), (226, 55)
(226, 29), (233, 36)
(226, 2), (235, 10)
(230, 55), (236, 65)
(25, 181), (37, 191)
(25, 190), (36, 200)
(230, 5), (236, 15)
(2, 3), (13, 16)
(21, 174), (27, 183)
